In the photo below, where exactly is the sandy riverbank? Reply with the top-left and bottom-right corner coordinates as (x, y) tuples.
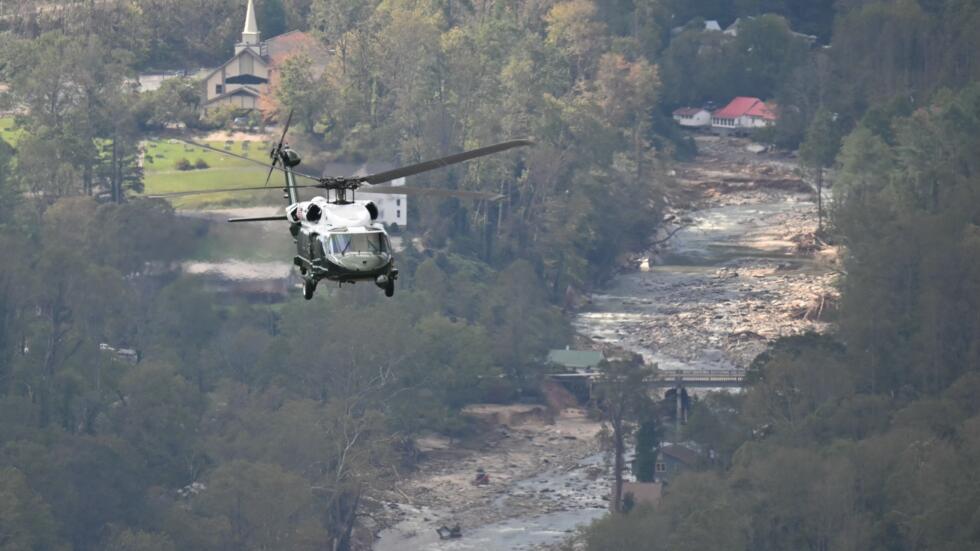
(372, 405), (608, 550)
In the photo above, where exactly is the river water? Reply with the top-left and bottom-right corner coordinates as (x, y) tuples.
(375, 192), (825, 550)
(375, 453), (610, 551)
(575, 195), (821, 372)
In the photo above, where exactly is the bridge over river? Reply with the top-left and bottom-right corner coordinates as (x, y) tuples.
(548, 368), (746, 389)
(549, 368), (746, 426)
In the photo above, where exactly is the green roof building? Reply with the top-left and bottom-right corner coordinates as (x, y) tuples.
(547, 348), (604, 370)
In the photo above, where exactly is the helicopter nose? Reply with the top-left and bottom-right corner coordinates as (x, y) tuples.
(337, 254), (386, 272)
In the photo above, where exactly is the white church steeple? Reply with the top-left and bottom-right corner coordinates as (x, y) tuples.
(240, 0), (261, 46)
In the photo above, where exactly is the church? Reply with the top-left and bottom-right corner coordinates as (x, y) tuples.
(202, 0), (326, 114)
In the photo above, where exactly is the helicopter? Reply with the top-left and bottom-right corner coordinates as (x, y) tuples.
(154, 112), (533, 299)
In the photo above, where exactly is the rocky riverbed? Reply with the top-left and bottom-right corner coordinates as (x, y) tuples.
(578, 136), (838, 371)
(372, 406), (609, 551)
(370, 136), (839, 550)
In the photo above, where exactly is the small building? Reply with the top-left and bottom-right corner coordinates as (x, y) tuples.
(724, 16), (818, 45)
(320, 161), (407, 228)
(136, 70), (186, 93)
(723, 18), (742, 37)
(202, 0), (328, 114)
(711, 97), (777, 131)
(99, 343), (140, 364)
(671, 19), (723, 36)
(672, 107), (712, 128)
(654, 443), (704, 483)
(546, 348), (604, 371)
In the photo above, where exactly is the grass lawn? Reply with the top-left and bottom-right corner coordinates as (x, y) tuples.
(0, 116), (24, 146)
(1, 124), (288, 209)
(143, 138), (286, 209)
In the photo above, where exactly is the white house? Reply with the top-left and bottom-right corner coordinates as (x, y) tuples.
(671, 19), (724, 36)
(321, 162), (408, 227)
(724, 16), (818, 45)
(358, 181), (408, 228)
(672, 107), (712, 128)
(711, 97), (777, 131)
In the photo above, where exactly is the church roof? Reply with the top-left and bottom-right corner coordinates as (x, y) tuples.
(205, 85), (262, 105)
(266, 31), (309, 58)
(265, 31), (330, 71)
(201, 47), (266, 84)
(713, 97), (776, 120)
(547, 349), (604, 369)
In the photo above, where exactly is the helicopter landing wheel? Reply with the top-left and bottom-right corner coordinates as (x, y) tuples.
(303, 278), (317, 300)
(384, 278), (395, 298)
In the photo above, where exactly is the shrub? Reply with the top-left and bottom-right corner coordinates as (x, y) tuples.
(175, 158), (192, 171)
(194, 158), (209, 170)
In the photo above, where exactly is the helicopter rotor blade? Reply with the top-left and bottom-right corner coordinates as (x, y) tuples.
(171, 136), (322, 183)
(262, 159), (277, 187)
(146, 183), (326, 198)
(264, 109), (295, 187)
(359, 139), (534, 185)
(277, 109), (294, 149)
(360, 185), (504, 201)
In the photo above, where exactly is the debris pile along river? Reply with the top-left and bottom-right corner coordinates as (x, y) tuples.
(372, 136), (838, 550)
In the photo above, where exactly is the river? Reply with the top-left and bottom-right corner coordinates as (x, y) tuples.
(576, 193), (831, 372)
(375, 173), (834, 549)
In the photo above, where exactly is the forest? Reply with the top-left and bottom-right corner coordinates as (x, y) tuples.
(0, 0), (979, 550)
(581, 1), (980, 550)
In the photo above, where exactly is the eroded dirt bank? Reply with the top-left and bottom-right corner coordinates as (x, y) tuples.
(373, 406), (608, 551)
(371, 136), (838, 550)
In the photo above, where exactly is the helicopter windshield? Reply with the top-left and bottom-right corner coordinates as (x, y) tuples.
(326, 232), (389, 255)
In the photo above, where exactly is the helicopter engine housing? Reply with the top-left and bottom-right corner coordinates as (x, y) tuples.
(288, 197), (330, 223)
(287, 199), (378, 228)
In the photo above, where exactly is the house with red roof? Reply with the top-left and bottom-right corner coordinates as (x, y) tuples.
(711, 97), (777, 132)
(672, 107), (712, 128)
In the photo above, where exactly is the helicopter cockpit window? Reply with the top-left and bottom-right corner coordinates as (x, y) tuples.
(326, 233), (389, 255)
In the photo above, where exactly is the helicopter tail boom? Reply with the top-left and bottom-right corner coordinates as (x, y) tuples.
(227, 215), (290, 223)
